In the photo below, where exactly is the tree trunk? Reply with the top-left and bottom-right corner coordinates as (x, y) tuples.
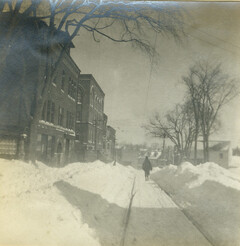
(203, 134), (210, 163)
(205, 133), (209, 162)
(26, 88), (42, 164)
(194, 128), (198, 164)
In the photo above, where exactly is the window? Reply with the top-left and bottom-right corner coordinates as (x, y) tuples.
(42, 102), (46, 120)
(68, 78), (76, 99)
(219, 153), (223, 159)
(66, 111), (74, 129)
(76, 132), (80, 141)
(77, 88), (82, 103)
(51, 102), (55, 123)
(58, 107), (64, 126)
(68, 78), (71, 95)
(47, 100), (51, 122)
(92, 128), (95, 143)
(76, 111), (81, 122)
(61, 71), (65, 91)
(89, 128), (92, 142)
(45, 100), (55, 123)
(90, 90), (93, 106)
(51, 137), (55, 158)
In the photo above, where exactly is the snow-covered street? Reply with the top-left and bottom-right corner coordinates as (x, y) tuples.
(1, 158), (240, 246)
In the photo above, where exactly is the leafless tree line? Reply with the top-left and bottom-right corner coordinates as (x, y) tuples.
(145, 61), (239, 164)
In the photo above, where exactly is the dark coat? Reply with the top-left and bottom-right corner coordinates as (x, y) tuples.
(142, 157), (152, 172)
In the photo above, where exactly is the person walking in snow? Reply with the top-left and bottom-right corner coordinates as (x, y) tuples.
(142, 156), (152, 181)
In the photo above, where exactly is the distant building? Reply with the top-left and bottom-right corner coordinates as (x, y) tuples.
(190, 141), (232, 168)
(138, 150), (163, 167)
(75, 74), (105, 161)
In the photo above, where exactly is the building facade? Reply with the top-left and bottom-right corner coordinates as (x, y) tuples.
(189, 141), (231, 168)
(0, 16), (117, 165)
(36, 42), (80, 165)
(0, 18), (80, 166)
(75, 74), (105, 161)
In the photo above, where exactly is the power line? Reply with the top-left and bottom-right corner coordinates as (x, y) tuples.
(182, 21), (240, 57)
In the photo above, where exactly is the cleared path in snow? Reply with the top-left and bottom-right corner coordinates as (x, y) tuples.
(132, 170), (177, 208)
(52, 161), (214, 246)
(122, 169), (213, 246)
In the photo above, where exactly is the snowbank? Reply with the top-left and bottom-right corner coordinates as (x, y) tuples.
(151, 161), (240, 246)
(0, 159), (101, 246)
(152, 161), (240, 192)
(0, 159), (140, 246)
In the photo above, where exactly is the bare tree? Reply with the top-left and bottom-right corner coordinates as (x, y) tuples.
(144, 102), (195, 164)
(0, 0), (185, 162)
(182, 61), (239, 162)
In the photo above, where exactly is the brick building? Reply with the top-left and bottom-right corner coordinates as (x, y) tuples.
(0, 17), (80, 166)
(0, 15), (117, 165)
(36, 41), (80, 165)
(75, 74), (105, 161)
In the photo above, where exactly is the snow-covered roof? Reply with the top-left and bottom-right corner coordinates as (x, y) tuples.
(209, 141), (231, 151)
(149, 151), (162, 160)
(193, 141), (231, 151)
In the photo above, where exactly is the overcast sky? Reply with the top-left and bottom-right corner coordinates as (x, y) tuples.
(71, 2), (240, 147)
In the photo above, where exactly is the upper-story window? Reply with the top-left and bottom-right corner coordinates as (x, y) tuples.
(76, 111), (81, 122)
(90, 87), (94, 106)
(42, 102), (46, 120)
(66, 111), (74, 130)
(51, 102), (55, 123)
(77, 87), (83, 104)
(58, 107), (64, 126)
(94, 95), (97, 108)
(68, 78), (76, 99)
(47, 100), (51, 122)
(61, 71), (65, 91)
(45, 100), (55, 123)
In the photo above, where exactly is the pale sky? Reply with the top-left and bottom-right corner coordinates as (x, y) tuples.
(71, 2), (240, 147)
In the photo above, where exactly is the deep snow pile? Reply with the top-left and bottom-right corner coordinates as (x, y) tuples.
(0, 159), (100, 246)
(151, 162), (240, 246)
(154, 161), (240, 192)
(0, 158), (138, 246)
